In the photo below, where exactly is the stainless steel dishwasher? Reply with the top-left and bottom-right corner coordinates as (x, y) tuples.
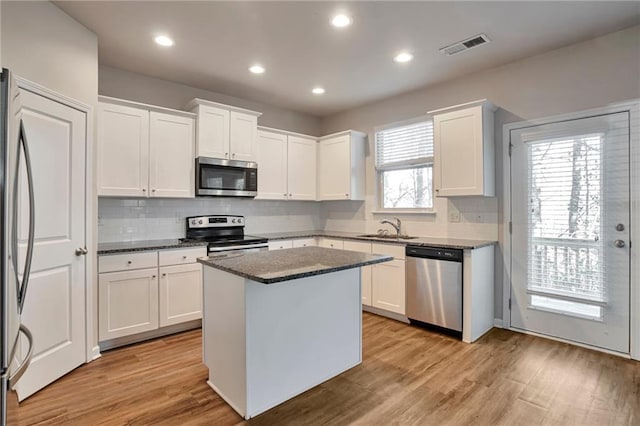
(406, 246), (463, 336)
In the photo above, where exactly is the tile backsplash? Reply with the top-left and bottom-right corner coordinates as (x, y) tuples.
(99, 196), (498, 243)
(98, 198), (324, 242)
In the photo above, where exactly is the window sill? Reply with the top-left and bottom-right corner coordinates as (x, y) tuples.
(371, 209), (436, 215)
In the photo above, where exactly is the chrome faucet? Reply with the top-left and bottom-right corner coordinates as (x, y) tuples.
(380, 217), (402, 238)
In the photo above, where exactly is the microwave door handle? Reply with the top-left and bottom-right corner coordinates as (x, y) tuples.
(17, 120), (35, 314)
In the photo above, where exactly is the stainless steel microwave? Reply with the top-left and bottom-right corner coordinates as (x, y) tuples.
(195, 157), (258, 197)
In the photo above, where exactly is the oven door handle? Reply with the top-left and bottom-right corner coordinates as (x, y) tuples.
(208, 244), (268, 253)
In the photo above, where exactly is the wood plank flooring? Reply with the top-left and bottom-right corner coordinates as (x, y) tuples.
(8, 313), (640, 425)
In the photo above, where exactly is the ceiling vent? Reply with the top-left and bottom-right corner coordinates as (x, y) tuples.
(439, 33), (491, 56)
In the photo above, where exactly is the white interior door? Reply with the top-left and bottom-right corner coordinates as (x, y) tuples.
(15, 89), (86, 400)
(510, 111), (630, 353)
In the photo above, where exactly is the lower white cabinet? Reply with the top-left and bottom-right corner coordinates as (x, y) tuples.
(371, 260), (406, 315)
(343, 240), (373, 306)
(98, 246), (206, 343)
(292, 238), (317, 248)
(159, 263), (203, 327)
(99, 268), (159, 341)
(268, 240), (294, 250)
(318, 238), (344, 249)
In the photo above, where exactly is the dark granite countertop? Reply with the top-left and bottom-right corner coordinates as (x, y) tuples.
(254, 230), (496, 250)
(97, 239), (208, 255)
(198, 246), (393, 284)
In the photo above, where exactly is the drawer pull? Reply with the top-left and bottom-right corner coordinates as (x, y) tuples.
(127, 261), (132, 265)
(152, 275), (156, 279)
(183, 255), (187, 260)
(162, 273), (166, 277)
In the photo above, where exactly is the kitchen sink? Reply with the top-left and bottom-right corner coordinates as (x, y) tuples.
(358, 234), (419, 240)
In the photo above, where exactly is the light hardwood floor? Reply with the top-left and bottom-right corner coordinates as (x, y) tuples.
(8, 313), (640, 425)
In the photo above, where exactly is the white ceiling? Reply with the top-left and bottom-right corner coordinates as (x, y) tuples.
(55, 1), (640, 117)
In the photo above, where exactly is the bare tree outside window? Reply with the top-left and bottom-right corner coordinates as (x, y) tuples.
(382, 166), (433, 208)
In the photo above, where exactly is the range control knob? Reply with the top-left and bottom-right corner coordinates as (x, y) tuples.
(198, 219), (203, 225)
(232, 219), (237, 224)
(238, 218), (243, 224)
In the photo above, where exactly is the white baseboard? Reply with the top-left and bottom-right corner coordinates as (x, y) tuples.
(493, 318), (504, 328)
(90, 345), (101, 361)
(362, 305), (410, 324)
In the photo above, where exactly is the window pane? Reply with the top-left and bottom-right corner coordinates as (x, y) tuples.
(382, 166), (432, 209)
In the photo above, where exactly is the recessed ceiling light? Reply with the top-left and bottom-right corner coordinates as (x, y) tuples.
(394, 52), (414, 63)
(154, 35), (174, 47)
(249, 64), (265, 74)
(312, 87), (326, 95)
(331, 14), (352, 28)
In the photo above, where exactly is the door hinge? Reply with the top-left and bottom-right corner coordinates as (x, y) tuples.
(509, 221), (512, 234)
(508, 298), (512, 310)
(508, 143), (513, 157)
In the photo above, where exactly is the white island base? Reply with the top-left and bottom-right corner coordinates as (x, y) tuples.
(203, 267), (362, 419)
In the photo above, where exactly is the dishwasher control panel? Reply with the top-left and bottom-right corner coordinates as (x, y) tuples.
(406, 246), (463, 262)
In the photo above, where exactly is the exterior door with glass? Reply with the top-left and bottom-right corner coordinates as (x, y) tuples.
(510, 111), (630, 354)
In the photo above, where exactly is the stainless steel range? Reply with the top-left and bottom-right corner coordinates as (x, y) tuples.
(181, 215), (268, 255)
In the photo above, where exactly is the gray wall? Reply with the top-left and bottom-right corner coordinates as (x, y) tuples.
(99, 65), (322, 136)
(321, 25), (640, 321)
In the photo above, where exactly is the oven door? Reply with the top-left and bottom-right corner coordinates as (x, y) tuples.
(196, 157), (258, 197)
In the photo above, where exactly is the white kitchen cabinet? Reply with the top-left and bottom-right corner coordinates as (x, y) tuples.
(287, 135), (317, 200)
(268, 240), (294, 250)
(256, 130), (288, 200)
(98, 246), (206, 345)
(256, 128), (317, 201)
(97, 101), (150, 197)
(187, 98), (262, 162)
(292, 238), (317, 248)
(98, 97), (196, 198)
(372, 260), (406, 315)
(343, 240), (373, 306)
(99, 268), (159, 341)
(429, 99), (496, 197)
(318, 238), (344, 249)
(159, 263), (203, 327)
(149, 111), (195, 198)
(317, 131), (366, 200)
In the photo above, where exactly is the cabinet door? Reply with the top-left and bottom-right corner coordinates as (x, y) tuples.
(372, 260), (406, 314)
(256, 131), (288, 200)
(97, 102), (149, 196)
(99, 268), (159, 341)
(149, 112), (195, 198)
(343, 241), (373, 306)
(230, 111), (257, 162)
(434, 105), (484, 196)
(159, 263), (203, 327)
(292, 238), (317, 248)
(318, 238), (344, 249)
(287, 136), (317, 200)
(318, 135), (351, 200)
(268, 240), (294, 251)
(196, 105), (230, 159)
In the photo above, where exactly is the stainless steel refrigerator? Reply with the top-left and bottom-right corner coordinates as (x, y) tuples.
(0, 68), (36, 426)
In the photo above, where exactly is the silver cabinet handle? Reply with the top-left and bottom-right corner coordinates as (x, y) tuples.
(152, 275), (156, 279)
(232, 153), (236, 158)
(616, 224), (625, 232)
(142, 188), (146, 192)
(75, 247), (88, 256)
(345, 193), (349, 197)
(182, 255), (187, 260)
(225, 153), (229, 158)
(152, 189), (156, 193)
(8, 324), (34, 389)
(614, 239), (626, 248)
(127, 260), (132, 265)
(162, 273), (166, 277)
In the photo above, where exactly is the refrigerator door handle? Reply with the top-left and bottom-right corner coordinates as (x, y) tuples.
(17, 120), (35, 314)
(7, 324), (34, 389)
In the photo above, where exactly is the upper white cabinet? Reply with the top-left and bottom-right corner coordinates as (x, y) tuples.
(317, 131), (366, 201)
(187, 98), (261, 162)
(98, 96), (195, 198)
(256, 128), (317, 201)
(429, 99), (496, 197)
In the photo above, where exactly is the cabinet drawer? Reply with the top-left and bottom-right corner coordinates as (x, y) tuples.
(371, 243), (405, 260)
(343, 240), (372, 253)
(159, 247), (207, 266)
(318, 238), (344, 249)
(99, 251), (158, 273)
(292, 238), (317, 248)
(269, 240), (294, 251)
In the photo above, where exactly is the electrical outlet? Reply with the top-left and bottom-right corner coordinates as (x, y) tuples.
(448, 208), (460, 223)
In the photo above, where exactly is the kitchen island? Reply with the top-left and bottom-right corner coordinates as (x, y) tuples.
(198, 247), (392, 420)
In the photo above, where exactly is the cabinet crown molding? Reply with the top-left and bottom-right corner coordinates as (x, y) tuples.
(98, 95), (196, 118)
(318, 129), (367, 141)
(185, 98), (262, 117)
(428, 99), (497, 116)
(258, 125), (318, 140)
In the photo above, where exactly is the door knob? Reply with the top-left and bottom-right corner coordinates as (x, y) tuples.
(75, 247), (88, 256)
(614, 239), (626, 248)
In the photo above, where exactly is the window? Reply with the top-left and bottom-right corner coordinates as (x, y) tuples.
(375, 118), (434, 210)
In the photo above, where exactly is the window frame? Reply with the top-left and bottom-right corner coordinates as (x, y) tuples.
(374, 116), (436, 214)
